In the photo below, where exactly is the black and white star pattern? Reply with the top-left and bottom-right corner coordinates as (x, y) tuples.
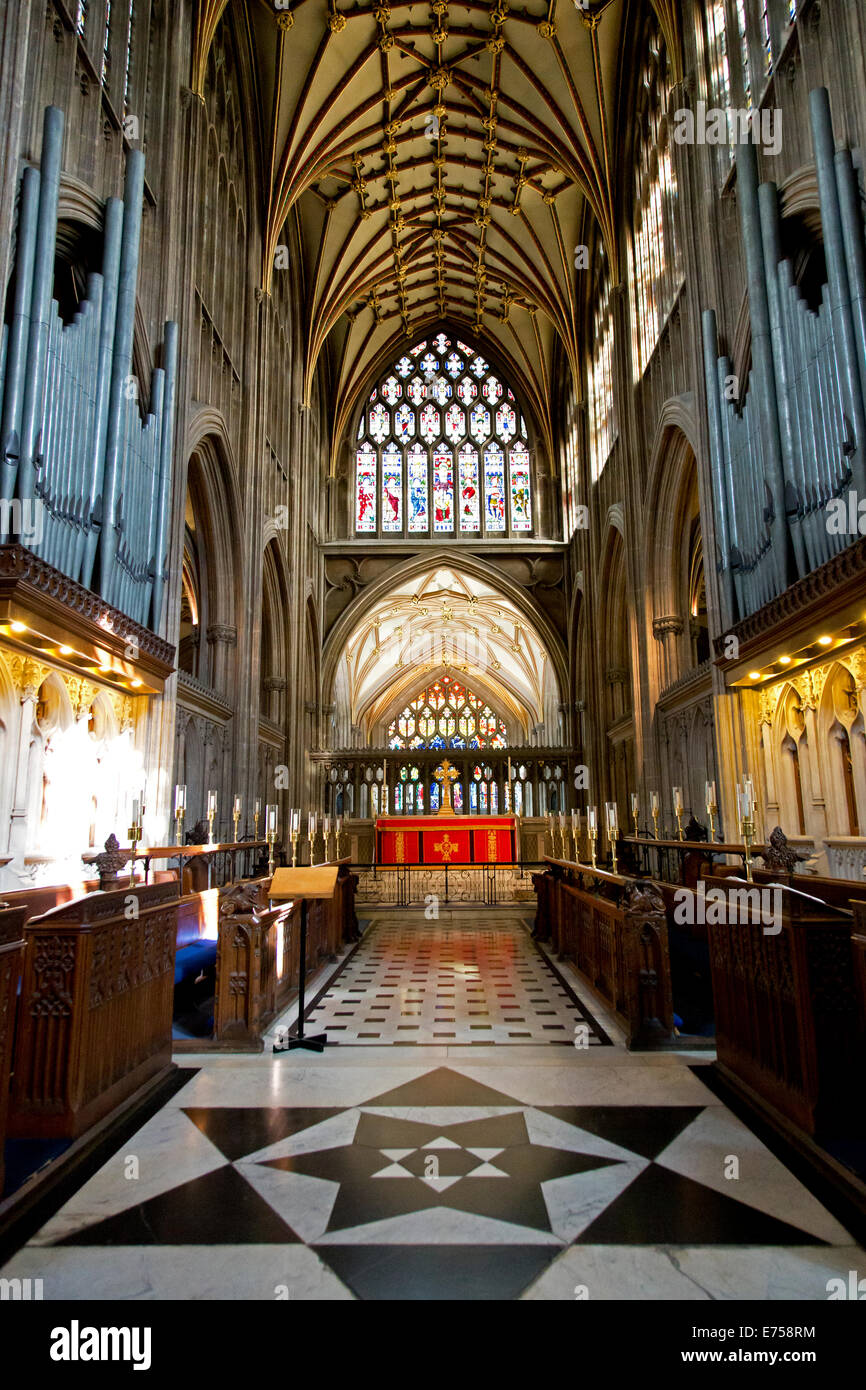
(44, 1067), (841, 1301)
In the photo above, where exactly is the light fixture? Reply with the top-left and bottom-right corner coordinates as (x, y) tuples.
(818, 635), (832, 646)
(748, 671), (762, 680)
(59, 645), (73, 656)
(130, 679), (143, 688)
(778, 655), (791, 665)
(10, 621), (26, 633)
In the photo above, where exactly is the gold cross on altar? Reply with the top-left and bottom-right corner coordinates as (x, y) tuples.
(433, 758), (460, 815)
(434, 832), (459, 863)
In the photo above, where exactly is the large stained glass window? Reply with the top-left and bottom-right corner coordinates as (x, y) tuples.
(354, 332), (533, 536)
(388, 675), (507, 750)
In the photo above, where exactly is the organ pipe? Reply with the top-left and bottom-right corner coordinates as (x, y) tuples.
(0, 106), (178, 634)
(702, 86), (866, 624)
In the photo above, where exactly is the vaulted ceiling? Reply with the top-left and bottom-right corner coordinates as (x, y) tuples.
(194, 1), (682, 469)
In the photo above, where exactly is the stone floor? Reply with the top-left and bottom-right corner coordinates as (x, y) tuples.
(1, 909), (862, 1300)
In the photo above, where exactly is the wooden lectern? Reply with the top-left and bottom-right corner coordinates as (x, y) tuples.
(269, 866), (339, 1053)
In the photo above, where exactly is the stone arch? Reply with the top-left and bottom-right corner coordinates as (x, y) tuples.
(644, 415), (706, 691)
(321, 549), (568, 717)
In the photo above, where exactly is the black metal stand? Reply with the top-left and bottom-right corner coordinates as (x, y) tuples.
(274, 897), (328, 1054)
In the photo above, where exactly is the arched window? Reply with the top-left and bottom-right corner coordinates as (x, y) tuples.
(354, 331), (533, 537)
(387, 674), (507, 750)
(588, 244), (616, 480)
(629, 27), (682, 378)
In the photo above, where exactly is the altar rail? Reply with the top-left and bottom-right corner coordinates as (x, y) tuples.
(704, 874), (865, 1138)
(357, 861), (540, 907)
(9, 882), (180, 1140)
(533, 859), (674, 1050)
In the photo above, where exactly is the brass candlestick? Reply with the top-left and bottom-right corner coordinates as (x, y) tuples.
(610, 835), (619, 876)
(741, 815), (755, 883)
(207, 809), (216, 846)
(589, 824), (598, 869)
(290, 829), (299, 868)
(174, 809), (185, 847)
(707, 802), (718, 843)
(633, 812), (640, 839)
(127, 821), (142, 886)
(232, 811), (241, 844)
(308, 828), (316, 867)
(651, 807), (660, 840)
(267, 827), (277, 877)
(675, 807), (685, 841)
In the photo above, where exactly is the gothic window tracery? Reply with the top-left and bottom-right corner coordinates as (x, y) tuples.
(388, 676), (507, 751)
(354, 334), (533, 537)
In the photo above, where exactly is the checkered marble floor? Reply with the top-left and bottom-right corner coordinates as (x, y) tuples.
(301, 913), (610, 1046)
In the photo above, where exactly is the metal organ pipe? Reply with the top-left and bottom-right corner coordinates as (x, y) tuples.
(0, 106), (178, 638)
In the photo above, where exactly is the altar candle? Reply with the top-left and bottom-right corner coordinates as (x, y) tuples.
(650, 791), (659, 814)
(291, 807), (300, 833)
(266, 803), (278, 833)
(630, 791), (639, 819)
(606, 802), (618, 834)
(743, 777), (755, 814)
(571, 809), (579, 835)
(673, 786), (683, 813)
(308, 811), (317, 836)
(255, 798), (261, 816)
(558, 812), (565, 829)
(705, 780), (716, 810)
(207, 789), (218, 815)
(588, 806), (597, 831)
(131, 798), (140, 824)
(174, 784), (186, 813)
(233, 794), (242, 816)
(336, 815), (343, 835)
(324, 814), (331, 837)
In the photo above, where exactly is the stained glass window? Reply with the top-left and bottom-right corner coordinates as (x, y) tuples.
(388, 675), (508, 749)
(382, 443), (402, 532)
(356, 443), (376, 531)
(458, 444), (480, 532)
(354, 332), (533, 536)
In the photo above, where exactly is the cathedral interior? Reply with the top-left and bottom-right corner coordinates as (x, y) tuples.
(0, 0), (866, 1322)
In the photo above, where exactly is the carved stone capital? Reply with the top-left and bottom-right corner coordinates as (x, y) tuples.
(206, 624), (238, 648)
(6, 654), (51, 703)
(652, 615), (684, 641)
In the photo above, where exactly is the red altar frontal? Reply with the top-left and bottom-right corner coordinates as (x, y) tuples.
(376, 816), (517, 865)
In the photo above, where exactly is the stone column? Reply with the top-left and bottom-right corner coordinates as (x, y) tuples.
(206, 624), (237, 697)
(651, 616), (684, 692)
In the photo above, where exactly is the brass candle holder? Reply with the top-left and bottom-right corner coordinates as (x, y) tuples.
(207, 809), (216, 846)
(174, 809), (185, 847)
(290, 829), (299, 868)
(741, 815), (756, 883)
(651, 807), (660, 840)
(254, 809), (260, 840)
(267, 826), (277, 877)
(308, 827), (316, 867)
(706, 801), (718, 843)
(610, 835), (618, 875)
(127, 820), (142, 886)
(675, 807), (685, 842)
(589, 823), (598, 869)
(232, 810), (241, 843)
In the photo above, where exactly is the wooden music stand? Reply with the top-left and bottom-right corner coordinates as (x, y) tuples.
(269, 866), (339, 1053)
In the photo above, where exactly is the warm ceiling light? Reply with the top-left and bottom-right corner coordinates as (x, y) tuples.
(98, 664), (113, 674)
(778, 655), (791, 665)
(748, 671), (762, 680)
(59, 645), (73, 656)
(10, 621), (26, 633)
(130, 679), (143, 688)
(818, 635), (833, 646)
